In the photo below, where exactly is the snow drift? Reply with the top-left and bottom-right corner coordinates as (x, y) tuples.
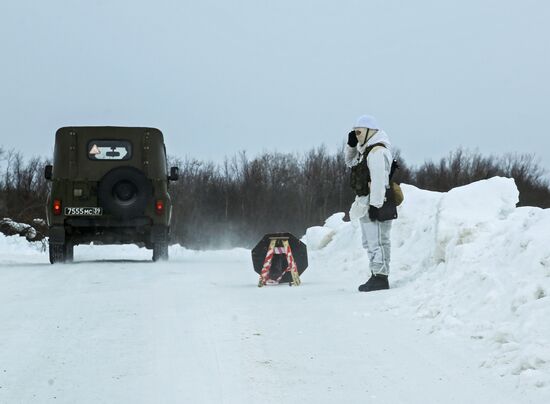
(305, 176), (550, 390)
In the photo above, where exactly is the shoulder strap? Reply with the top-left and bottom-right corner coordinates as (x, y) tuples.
(359, 142), (386, 161)
(361, 143), (399, 181)
(365, 142), (386, 154)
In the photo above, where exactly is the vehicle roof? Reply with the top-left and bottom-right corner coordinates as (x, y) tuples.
(56, 126), (163, 135)
(52, 126), (168, 180)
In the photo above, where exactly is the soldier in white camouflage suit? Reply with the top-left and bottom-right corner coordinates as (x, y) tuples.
(344, 115), (393, 292)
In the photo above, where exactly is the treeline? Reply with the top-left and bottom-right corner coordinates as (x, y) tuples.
(168, 147), (352, 248)
(1, 145), (549, 248)
(409, 149), (550, 208)
(0, 148), (51, 225)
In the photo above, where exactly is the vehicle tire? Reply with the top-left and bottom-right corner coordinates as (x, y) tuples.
(49, 243), (66, 264)
(152, 242), (169, 262)
(98, 166), (152, 218)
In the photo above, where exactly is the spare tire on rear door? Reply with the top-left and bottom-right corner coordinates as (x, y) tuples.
(98, 166), (152, 218)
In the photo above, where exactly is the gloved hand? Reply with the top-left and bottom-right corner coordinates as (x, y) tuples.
(347, 131), (358, 147)
(368, 205), (379, 221)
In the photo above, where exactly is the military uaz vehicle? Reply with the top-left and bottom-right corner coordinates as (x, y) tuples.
(44, 127), (179, 264)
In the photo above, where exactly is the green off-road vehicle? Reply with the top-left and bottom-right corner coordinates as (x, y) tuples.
(44, 127), (179, 264)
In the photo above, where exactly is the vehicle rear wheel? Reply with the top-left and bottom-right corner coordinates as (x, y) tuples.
(49, 243), (66, 264)
(152, 242), (169, 262)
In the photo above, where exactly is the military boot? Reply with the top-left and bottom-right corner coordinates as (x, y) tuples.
(358, 274), (389, 292)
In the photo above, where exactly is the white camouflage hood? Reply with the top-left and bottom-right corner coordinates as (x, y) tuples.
(358, 130), (392, 153)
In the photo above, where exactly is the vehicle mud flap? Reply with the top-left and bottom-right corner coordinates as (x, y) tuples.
(252, 232), (308, 285)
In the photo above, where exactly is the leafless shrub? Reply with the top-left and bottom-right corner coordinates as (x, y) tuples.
(0, 149), (51, 224)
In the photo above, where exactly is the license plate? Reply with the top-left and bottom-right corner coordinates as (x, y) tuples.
(64, 207), (103, 216)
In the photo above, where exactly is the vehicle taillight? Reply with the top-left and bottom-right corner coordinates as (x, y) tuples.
(155, 200), (164, 215)
(53, 199), (62, 215)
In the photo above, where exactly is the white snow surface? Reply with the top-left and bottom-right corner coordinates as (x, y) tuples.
(0, 176), (549, 403)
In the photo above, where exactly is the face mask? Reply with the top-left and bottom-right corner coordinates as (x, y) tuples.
(354, 128), (368, 145)
(354, 128), (368, 146)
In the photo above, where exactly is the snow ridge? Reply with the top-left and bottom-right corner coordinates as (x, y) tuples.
(305, 177), (550, 391)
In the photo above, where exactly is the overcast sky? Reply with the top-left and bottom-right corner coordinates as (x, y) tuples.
(1, 0), (549, 172)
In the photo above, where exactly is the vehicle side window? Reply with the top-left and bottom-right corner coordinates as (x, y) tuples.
(87, 140), (132, 161)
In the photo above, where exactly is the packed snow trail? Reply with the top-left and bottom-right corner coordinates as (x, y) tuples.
(0, 244), (541, 404)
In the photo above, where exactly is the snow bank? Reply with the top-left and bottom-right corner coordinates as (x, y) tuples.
(304, 176), (550, 391)
(0, 234), (249, 265)
(0, 232), (45, 260)
(304, 226), (335, 250)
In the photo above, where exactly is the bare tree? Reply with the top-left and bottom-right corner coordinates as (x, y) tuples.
(2, 144), (549, 247)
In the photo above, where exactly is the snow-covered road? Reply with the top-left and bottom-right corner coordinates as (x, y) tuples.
(0, 244), (541, 404)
